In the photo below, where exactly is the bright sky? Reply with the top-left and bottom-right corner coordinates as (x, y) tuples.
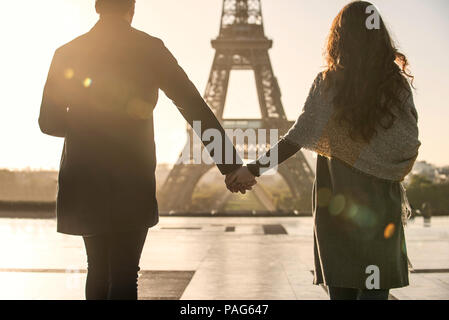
(0, 0), (448, 169)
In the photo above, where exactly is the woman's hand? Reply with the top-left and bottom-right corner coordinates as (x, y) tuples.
(225, 166), (257, 194)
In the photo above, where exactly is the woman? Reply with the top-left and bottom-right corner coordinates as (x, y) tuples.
(226, 1), (420, 300)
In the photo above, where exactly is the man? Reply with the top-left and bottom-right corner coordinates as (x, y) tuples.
(39, 0), (255, 300)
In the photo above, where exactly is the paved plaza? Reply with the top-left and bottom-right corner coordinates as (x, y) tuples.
(0, 216), (448, 300)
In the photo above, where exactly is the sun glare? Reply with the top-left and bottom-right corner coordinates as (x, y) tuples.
(0, 1), (97, 169)
(83, 78), (92, 88)
(64, 68), (75, 80)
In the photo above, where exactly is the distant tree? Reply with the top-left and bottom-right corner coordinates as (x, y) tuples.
(408, 174), (433, 188)
(407, 175), (449, 215)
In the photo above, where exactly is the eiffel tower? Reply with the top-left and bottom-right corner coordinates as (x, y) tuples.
(159, 0), (314, 213)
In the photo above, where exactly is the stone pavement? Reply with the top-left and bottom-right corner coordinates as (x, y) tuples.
(0, 216), (447, 300)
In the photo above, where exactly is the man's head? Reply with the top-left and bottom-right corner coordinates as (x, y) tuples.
(95, 0), (136, 23)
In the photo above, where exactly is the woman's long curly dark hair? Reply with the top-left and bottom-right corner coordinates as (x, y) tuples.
(323, 1), (414, 143)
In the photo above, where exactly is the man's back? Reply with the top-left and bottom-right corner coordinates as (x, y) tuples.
(38, 1), (244, 301)
(40, 17), (240, 235)
(42, 18), (166, 175)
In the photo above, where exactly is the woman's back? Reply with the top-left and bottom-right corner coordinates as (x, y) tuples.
(282, 72), (420, 181)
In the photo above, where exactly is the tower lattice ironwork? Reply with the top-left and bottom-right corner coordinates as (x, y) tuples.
(159, 0), (314, 213)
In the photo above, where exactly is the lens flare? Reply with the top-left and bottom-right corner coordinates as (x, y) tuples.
(317, 188), (332, 207)
(346, 203), (358, 219)
(83, 78), (92, 88)
(329, 194), (346, 216)
(384, 223), (396, 239)
(64, 68), (74, 79)
(127, 98), (152, 120)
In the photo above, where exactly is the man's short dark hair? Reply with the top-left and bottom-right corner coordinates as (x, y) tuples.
(95, 0), (136, 15)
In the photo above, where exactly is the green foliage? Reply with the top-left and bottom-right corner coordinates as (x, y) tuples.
(190, 185), (223, 211)
(407, 175), (449, 215)
(223, 192), (266, 212)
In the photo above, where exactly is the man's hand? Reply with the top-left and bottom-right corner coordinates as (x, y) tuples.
(225, 166), (257, 194)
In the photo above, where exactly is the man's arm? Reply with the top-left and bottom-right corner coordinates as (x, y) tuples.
(153, 40), (242, 175)
(39, 50), (68, 137)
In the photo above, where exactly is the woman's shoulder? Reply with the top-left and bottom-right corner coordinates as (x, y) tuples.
(301, 72), (334, 113)
(309, 71), (337, 100)
(306, 72), (326, 96)
(313, 72), (325, 87)
(396, 79), (418, 120)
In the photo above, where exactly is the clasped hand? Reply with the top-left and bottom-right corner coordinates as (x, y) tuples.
(225, 166), (257, 194)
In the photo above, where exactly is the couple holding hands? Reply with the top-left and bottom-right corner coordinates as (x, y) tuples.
(39, 0), (420, 300)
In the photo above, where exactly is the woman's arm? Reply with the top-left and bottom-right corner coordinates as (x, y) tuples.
(247, 139), (302, 177)
(225, 139), (301, 191)
(225, 72), (324, 191)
